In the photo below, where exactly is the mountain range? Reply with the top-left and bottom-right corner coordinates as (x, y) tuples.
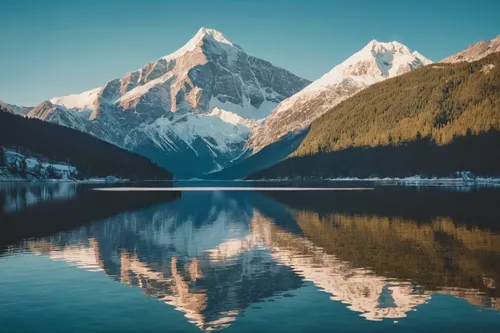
(3, 30), (500, 179)
(21, 28), (310, 178)
(249, 52), (500, 179)
(247, 40), (432, 153)
(210, 40), (433, 179)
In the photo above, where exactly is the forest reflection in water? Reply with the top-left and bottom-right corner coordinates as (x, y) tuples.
(1, 183), (499, 331)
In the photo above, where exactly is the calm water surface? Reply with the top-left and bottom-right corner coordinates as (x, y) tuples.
(1, 181), (500, 332)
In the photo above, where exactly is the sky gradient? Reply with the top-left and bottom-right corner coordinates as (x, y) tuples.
(1, 0), (499, 106)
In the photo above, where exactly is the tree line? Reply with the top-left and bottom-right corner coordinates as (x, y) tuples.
(295, 53), (500, 156)
(0, 108), (172, 180)
(249, 53), (500, 179)
(249, 132), (500, 179)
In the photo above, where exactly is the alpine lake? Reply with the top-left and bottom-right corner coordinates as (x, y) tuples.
(1, 180), (500, 332)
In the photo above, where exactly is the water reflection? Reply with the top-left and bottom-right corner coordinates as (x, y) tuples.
(0, 182), (77, 213)
(0, 182), (180, 246)
(1, 183), (500, 331)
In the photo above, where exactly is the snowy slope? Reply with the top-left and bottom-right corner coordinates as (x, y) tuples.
(27, 28), (310, 177)
(247, 40), (432, 154)
(49, 87), (101, 112)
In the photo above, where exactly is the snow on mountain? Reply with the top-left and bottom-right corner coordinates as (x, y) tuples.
(133, 111), (257, 172)
(162, 27), (240, 62)
(0, 147), (77, 181)
(441, 34), (500, 63)
(303, 40), (432, 91)
(49, 87), (101, 112)
(247, 40), (432, 154)
(204, 107), (261, 128)
(28, 101), (92, 131)
(27, 28), (310, 177)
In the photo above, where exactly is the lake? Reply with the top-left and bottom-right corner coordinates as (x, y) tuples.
(1, 181), (500, 332)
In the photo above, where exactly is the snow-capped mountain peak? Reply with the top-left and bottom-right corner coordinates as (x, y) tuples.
(247, 40), (432, 154)
(162, 27), (241, 62)
(194, 27), (237, 48)
(303, 40), (432, 93)
(364, 39), (407, 52)
(27, 27), (310, 177)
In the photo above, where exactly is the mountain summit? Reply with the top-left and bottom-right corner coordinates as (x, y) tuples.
(247, 40), (432, 154)
(26, 28), (310, 177)
(308, 40), (432, 89)
(163, 27), (243, 60)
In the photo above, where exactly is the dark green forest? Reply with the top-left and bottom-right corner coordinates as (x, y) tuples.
(296, 53), (500, 156)
(249, 53), (500, 179)
(248, 132), (500, 179)
(0, 108), (172, 180)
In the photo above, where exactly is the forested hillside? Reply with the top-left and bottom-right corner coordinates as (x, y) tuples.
(249, 132), (500, 179)
(297, 53), (500, 155)
(0, 108), (172, 180)
(249, 53), (500, 179)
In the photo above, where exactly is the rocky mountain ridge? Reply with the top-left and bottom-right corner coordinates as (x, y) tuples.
(25, 28), (310, 177)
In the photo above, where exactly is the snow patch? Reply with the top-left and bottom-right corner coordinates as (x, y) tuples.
(209, 98), (276, 120)
(204, 108), (259, 128)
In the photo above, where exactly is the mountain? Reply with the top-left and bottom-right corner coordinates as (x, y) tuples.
(205, 40), (431, 179)
(441, 35), (500, 63)
(0, 106), (172, 180)
(26, 28), (310, 178)
(249, 53), (500, 179)
(247, 40), (432, 154)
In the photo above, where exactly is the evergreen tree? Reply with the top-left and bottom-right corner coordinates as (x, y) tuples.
(33, 159), (42, 177)
(0, 146), (4, 167)
(46, 165), (57, 179)
(19, 158), (28, 177)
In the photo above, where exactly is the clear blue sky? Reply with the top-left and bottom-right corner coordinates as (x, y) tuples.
(1, 0), (499, 106)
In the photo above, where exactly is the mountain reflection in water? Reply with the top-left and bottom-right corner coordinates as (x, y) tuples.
(1, 183), (499, 331)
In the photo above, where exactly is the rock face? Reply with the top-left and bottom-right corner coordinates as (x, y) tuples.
(247, 40), (432, 154)
(441, 35), (500, 63)
(27, 28), (310, 178)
